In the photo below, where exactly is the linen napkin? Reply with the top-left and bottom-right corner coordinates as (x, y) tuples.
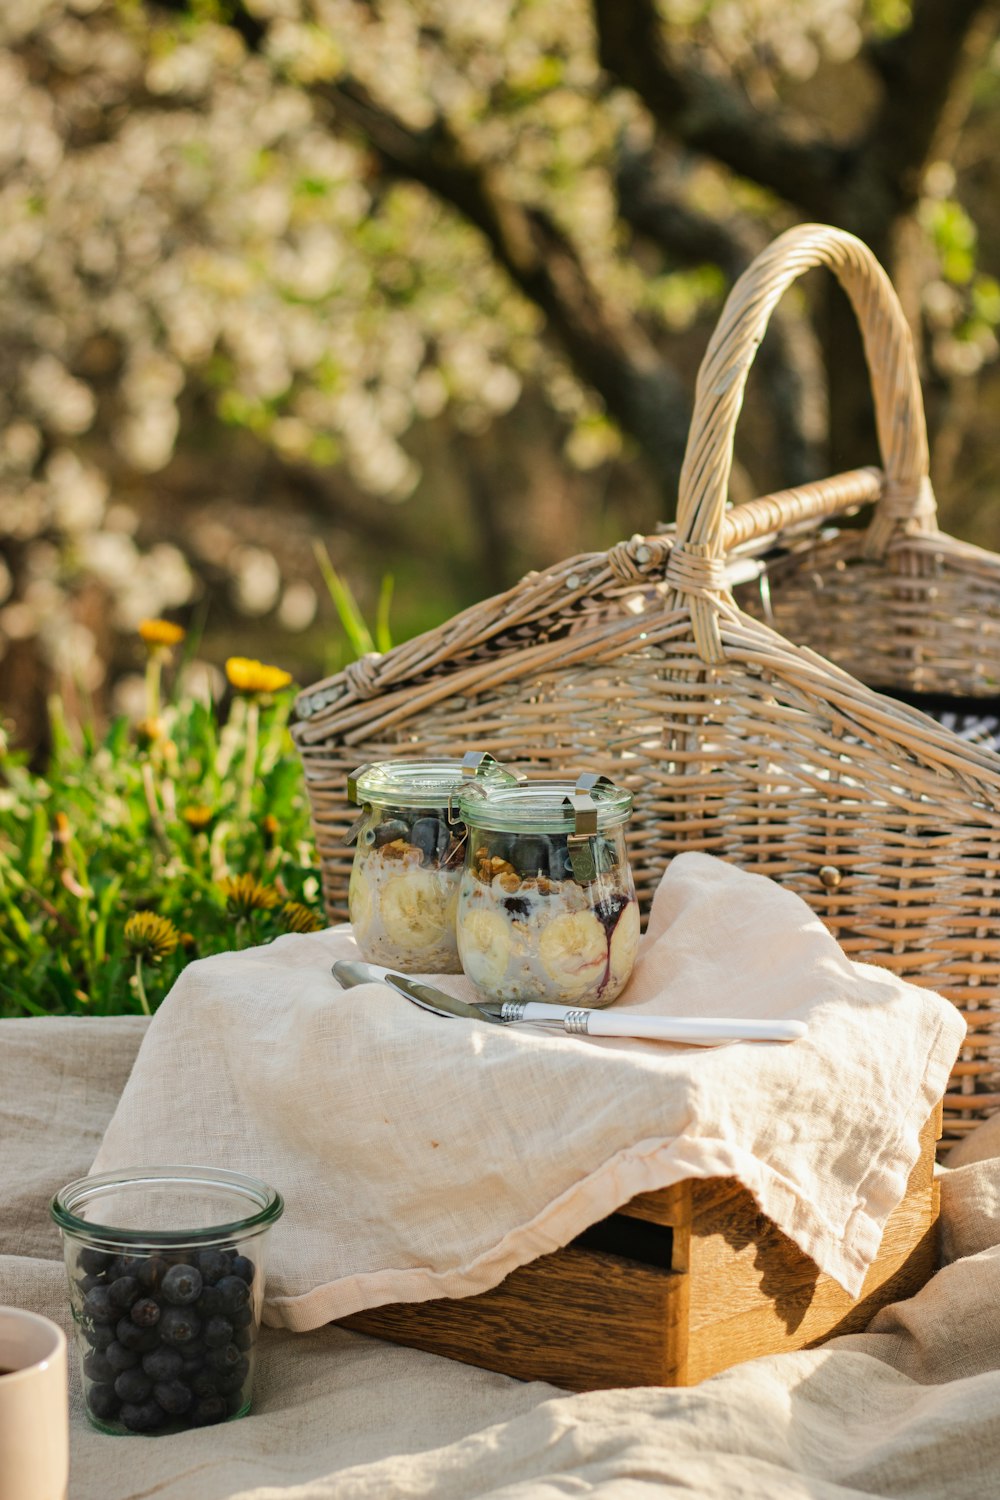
(92, 853), (964, 1327)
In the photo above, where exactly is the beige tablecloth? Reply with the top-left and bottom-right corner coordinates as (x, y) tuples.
(2, 1015), (1000, 1499)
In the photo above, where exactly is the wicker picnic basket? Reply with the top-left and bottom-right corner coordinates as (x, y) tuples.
(293, 223), (1000, 1141)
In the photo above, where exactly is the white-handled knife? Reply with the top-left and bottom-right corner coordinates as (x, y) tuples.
(331, 961), (807, 1045)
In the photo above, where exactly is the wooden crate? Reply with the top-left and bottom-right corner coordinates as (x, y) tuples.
(338, 1105), (941, 1391)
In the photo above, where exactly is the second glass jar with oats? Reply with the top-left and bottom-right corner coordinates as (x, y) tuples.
(455, 774), (640, 1007)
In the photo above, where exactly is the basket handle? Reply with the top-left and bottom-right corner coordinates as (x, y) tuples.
(668, 223), (938, 664)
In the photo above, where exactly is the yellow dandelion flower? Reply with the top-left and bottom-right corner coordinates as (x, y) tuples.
(124, 912), (180, 962)
(281, 901), (324, 934)
(225, 657), (293, 695)
(138, 619), (186, 649)
(182, 805), (215, 832)
(135, 716), (165, 747)
(220, 874), (280, 917)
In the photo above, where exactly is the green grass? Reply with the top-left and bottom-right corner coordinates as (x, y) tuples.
(0, 679), (321, 1018)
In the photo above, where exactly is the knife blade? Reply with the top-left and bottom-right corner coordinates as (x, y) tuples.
(331, 961), (807, 1044)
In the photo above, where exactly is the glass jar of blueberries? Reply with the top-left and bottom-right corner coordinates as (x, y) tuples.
(455, 773), (640, 1008)
(51, 1165), (283, 1435)
(347, 752), (518, 974)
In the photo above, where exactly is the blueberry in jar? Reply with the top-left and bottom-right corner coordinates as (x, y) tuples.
(203, 1315), (234, 1348)
(83, 1322), (115, 1351)
(373, 817), (410, 848)
(138, 1256), (167, 1292)
(192, 1394), (227, 1427)
(114, 1367), (153, 1405)
(153, 1380), (194, 1416)
(230, 1255), (255, 1286)
(511, 835), (550, 879)
(77, 1247), (115, 1277)
(108, 1275), (141, 1310)
(410, 817), (443, 861)
(106, 1340), (139, 1373)
(120, 1400), (165, 1433)
(142, 1346), (182, 1381)
(216, 1275), (250, 1314)
(206, 1342), (242, 1373)
(162, 1263), (203, 1305)
(86, 1383), (120, 1422)
(83, 1286), (116, 1325)
(115, 1315), (158, 1353)
(196, 1248), (230, 1286)
(159, 1307), (201, 1346)
(83, 1350), (114, 1384)
(129, 1296), (161, 1329)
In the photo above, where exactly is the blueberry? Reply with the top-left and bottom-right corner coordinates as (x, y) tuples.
(138, 1256), (167, 1292)
(159, 1307), (201, 1346)
(114, 1367), (153, 1404)
(373, 817), (409, 847)
(230, 1305), (253, 1330)
(153, 1379), (193, 1416)
(142, 1346), (183, 1381)
(130, 1297), (161, 1328)
(191, 1370), (220, 1399)
(197, 1285), (224, 1316)
(230, 1256), (255, 1286)
(546, 838), (573, 879)
(233, 1324), (254, 1351)
(502, 896), (530, 918)
(204, 1316), (234, 1349)
(83, 1322), (115, 1351)
(77, 1247), (115, 1277)
(162, 1263), (203, 1305)
(511, 835), (550, 879)
(86, 1383), (120, 1422)
(83, 1350), (114, 1383)
(75, 1273), (103, 1295)
(106, 1340), (140, 1373)
(196, 1249), (230, 1286)
(410, 817), (444, 861)
(225, 1389), (246, 1416)
(108, 1276), (141, 1310)
(215, 1360), (249, 1394)
(206, 1342), (242, 1373)
(594, 895), (628, 935)
(83, 1286), (115, 1325)
(120, 1400), (165, 1433)
(191, 1394), (227, 1427)
(115, 1316), (159, 1353)
(216, 1276), (250, 1315)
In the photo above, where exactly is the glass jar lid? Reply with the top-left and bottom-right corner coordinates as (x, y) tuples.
(349, 752), (516, 809)
(458, 773), (633, 834)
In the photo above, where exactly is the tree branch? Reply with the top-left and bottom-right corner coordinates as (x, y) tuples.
(859, 0), (1000, 229)
(593, 0), (847, 221)
(616, 155), (825, 489)
(318, 77), (692, 500)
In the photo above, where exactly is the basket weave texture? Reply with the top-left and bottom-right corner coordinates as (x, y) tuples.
(293, 224), (1000, 1142)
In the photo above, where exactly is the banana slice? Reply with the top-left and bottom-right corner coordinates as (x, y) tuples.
(348, 860), (374, 939)
(380, 869), (451, 952)
(608, 900), (640, 987)
(458, 908), (511, 989)
(538, 910), (607, 997)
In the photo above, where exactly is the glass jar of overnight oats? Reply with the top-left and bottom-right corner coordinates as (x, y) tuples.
(455, 774), (640, 1008)
(346, 754), (518, 974)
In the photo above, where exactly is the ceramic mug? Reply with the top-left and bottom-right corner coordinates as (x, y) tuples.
(0, 1307), (69, 1500)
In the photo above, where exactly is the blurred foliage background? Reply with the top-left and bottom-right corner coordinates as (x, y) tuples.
(3, 0), (1000, 756)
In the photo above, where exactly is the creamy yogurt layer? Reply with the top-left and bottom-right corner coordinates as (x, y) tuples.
(457, 839), (639, 1006)
(349, 830), (462, 974)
